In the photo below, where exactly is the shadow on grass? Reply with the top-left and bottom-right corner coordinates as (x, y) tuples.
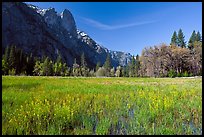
(2, 83), (40, 91)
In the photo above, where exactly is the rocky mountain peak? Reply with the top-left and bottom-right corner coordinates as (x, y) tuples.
(61, 9), (71, 17)
(2, 2), (132, 68)
(43, 8), (59, 27)
(60, 9), (77, 35)
(45, 7), (56, 14)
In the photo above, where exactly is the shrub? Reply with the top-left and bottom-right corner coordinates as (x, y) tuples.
(167, 69), (176, 78)
(177, 72), (182, 77)
(20, 71), (27, 76)
(189, 73), (193, 77)
(8, 68), (16, 75)
(182, 71), (189, 77)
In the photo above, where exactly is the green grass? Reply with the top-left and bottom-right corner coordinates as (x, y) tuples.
(2, 76), (202, 135)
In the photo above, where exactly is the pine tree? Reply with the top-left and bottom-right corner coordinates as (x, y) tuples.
(9, 45), (16, 71)
(2, 59), (8, 75)
(56, 54), (62, 64)
(54, 62), (59, 76)
(61, 63), (68, 76)
(177, 29), (186, 48)
(129, 55), (135, 77)
(121, 66), (125, 77)
(195, 31), (202, 42)
(103, 53), (111, 77)
(80, 52), (87, 68)
(33, 59), (43, 76)
(3, 46), (10, 63)
(54, 54), (63, 76)
(54, 62), (62, 76)
(14, 48), (20, 75)
(72, 58), (80, 77)
(2, 46), (10, 75)
(18, 49), (24, 74)
(49, 60), (53, 76)
(135, 54), (140, 77)
(64, 67), (71, 77)
(123, 65), (129, 77)
(170, 31), (178, 46)
(188, 30), (196, 50)
(42, 57), (52, 76)
(25, 53), (35, 76)
(80, 52), (88, 76)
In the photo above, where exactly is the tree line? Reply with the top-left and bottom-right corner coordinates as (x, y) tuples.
(139, 29), (202, 77)
(2, 29), (202, 77)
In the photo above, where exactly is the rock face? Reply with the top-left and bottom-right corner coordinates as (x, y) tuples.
(61, 9), (77, 37)
(2, 2), (132, 68)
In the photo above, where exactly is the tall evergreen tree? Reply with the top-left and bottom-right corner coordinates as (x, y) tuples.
(124, 65), (130, 77)
(54, 54), (63, 76)
(9, 45), (16, 70)
(80, 52), (87, 68)
(18, 49), (25, 74)
(15, 48), (21, 74)
(177, 29), (186, 48)
(56, 54), (62, 64)
(72, 58), (80, 77)
(103, 53), (111, 77)
(42, 57), (52, 76)
(188, 30), (196, 50)
(49, 60), (53, 76)
(81, 52), (88, 77)
(135, 54), (140, 77)
(33, 59), (43, 76)
(54, 61), (62, 76)
(25, 53), (35, 76)
(2, 46), (10, 75)
(60, 62), (68, 76)
(170, 31), (178, 46)
(3, 46), (10, 63)
(129, 55), (135, 77)
(195, 31), (202, 42)
(2, 59), (8, 75)
(121, 66), (126, 77)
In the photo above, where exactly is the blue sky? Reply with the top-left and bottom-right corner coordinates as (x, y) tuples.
(26, 2), (202, 56)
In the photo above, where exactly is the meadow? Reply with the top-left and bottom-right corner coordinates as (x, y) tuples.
(2, 76), (202, 135)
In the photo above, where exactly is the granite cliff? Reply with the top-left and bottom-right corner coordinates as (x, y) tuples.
(2, 2), (132, 68)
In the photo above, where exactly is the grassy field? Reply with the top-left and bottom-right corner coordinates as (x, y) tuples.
(2, 76), (202, 135)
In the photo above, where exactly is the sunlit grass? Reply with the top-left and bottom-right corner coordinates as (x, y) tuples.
(2, 76), (202, 135)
